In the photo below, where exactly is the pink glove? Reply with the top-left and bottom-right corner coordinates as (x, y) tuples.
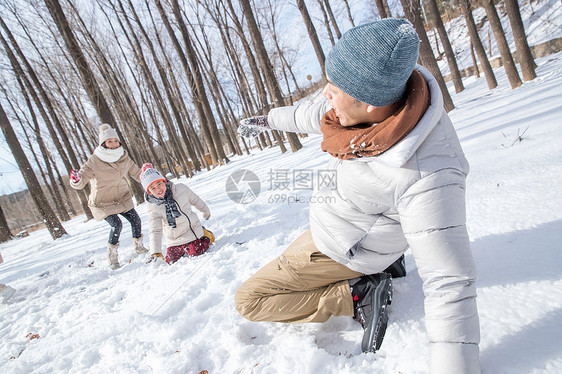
(70, 170), (81, 183)
(141, 163), (153, 173)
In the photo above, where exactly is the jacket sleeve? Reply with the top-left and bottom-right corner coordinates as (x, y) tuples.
(183, 185), (210, 217)
(147, 205), (164, 255)
(127, 157), (142, 182)
(69, 157), (94, 190)
(267, 100), (331, 134)
(397, 169), (481, 374)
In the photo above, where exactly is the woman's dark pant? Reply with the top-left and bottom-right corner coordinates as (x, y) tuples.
(104, 209), (142, 245)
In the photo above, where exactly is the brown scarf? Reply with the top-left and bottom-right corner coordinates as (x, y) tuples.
(320, 70), (430, 160)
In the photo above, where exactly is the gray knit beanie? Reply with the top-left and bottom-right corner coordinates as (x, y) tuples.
(325, 18), (420, 107)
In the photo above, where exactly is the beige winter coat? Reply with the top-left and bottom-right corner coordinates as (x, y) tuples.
(70, 149), (141, 220)
(147, 182), (210, 254)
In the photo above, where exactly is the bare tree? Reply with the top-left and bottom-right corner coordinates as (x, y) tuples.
(47, 0), (146, 203)
(373, 0), (390, 18)
(141, 0), (204, 170)
(187, 6), (242, 156)
(153, 0), (224, 166)
(324, 0), (342, 39)
(0, 202), (13, 243)
(342, 0), (355, 27)
(0, 18), (94, 219)
(44, 0), (116, 126)
(425, 0), (464, 93)
(295, 0), (326, 76)
(224, 0), (269, 113)
(459, 0), (498, 89)
(469, 41), (480, 78)
(108, 0), (193, 176)
(480, 0), (522, 89)
(171, 0), (230, 165)
(504, 0), (536, 81)
(0, 99), (67, 240)
(262, 0), (302, 94)
(401, 0), (455, 111)
(1, 85), (71, 221)
(239, 0), (302, 152)
(318, 0), (336, 46)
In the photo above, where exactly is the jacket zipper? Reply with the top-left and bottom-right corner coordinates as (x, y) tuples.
(176, 201), (198, 239)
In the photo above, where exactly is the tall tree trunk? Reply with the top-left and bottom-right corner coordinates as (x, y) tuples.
(262, 0), (301, 94)
(504, 0), (536, 81)
(324, 0), (342, 39)
(122, 0), (194, 176)
(469, 41), (480, 77)
(0, 99), (67, 239)
(342, 0), (356, 27)
(374, 0), (389, 18)
(459, 0), (498, 89)
(65, 0), (145, 204)
(296, 0), (326, 76)
(21, 123), (71, 222)
(225, 0), (269, 112)
(170, 0), (229, 165)
(111, 0), (193, 177)
(480, 0), (522, 89)
(218, 19), (255, 116)
(0, 203), (13, 243)
(143, 0), (202, 171)
(153, 0), (219, 167)
(317, 0), (336, 46)
(93, 1), (166, 172)
(401, 0), (455, 111)
(6, 89), (71, 222)
(383, 0), (392, 18)
(44, 0), (116, 126)
(0, 25), (94, 220)
(240, 0), (303, 152)
(0, 78), (76, 219)
(189, 11), (243, 156)
(425, 0), (464, 93)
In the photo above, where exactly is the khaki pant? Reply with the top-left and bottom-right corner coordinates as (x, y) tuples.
(235, 229), (363, 323)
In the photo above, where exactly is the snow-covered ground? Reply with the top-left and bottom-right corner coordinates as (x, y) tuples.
(1, 1), (562, 372)
(1, 50), (561, 373)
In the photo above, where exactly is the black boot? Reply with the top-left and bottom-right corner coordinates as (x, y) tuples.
(350, 273), (393, 353)
(383, 255), (406, 278)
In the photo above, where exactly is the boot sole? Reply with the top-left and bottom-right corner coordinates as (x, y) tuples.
(361, 275), (392, 353)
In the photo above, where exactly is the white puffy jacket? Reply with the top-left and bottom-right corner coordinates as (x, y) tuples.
(147, 183), (209, 254)
(268, 66), (480, 374)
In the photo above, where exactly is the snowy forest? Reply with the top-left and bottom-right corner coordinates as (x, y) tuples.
(0, 0), (557, 241)
(1, 0), (562, 373)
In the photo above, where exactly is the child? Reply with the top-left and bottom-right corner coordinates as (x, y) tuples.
(70, 124), (148, 269)
(140, 164), (212, 264)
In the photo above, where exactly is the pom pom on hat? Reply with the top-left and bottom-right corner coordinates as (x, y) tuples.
(98, 123), (119, 146)
(325, 18), (420, 107)
(140, 167), (166, 193)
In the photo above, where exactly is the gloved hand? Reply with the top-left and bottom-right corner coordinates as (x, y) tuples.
(146, 253), (165, 263)
(141, 163), (153, 173)
(69, 169), (81, 183)
(238, 115), (269, 138)
(203, 210), (211, 220)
